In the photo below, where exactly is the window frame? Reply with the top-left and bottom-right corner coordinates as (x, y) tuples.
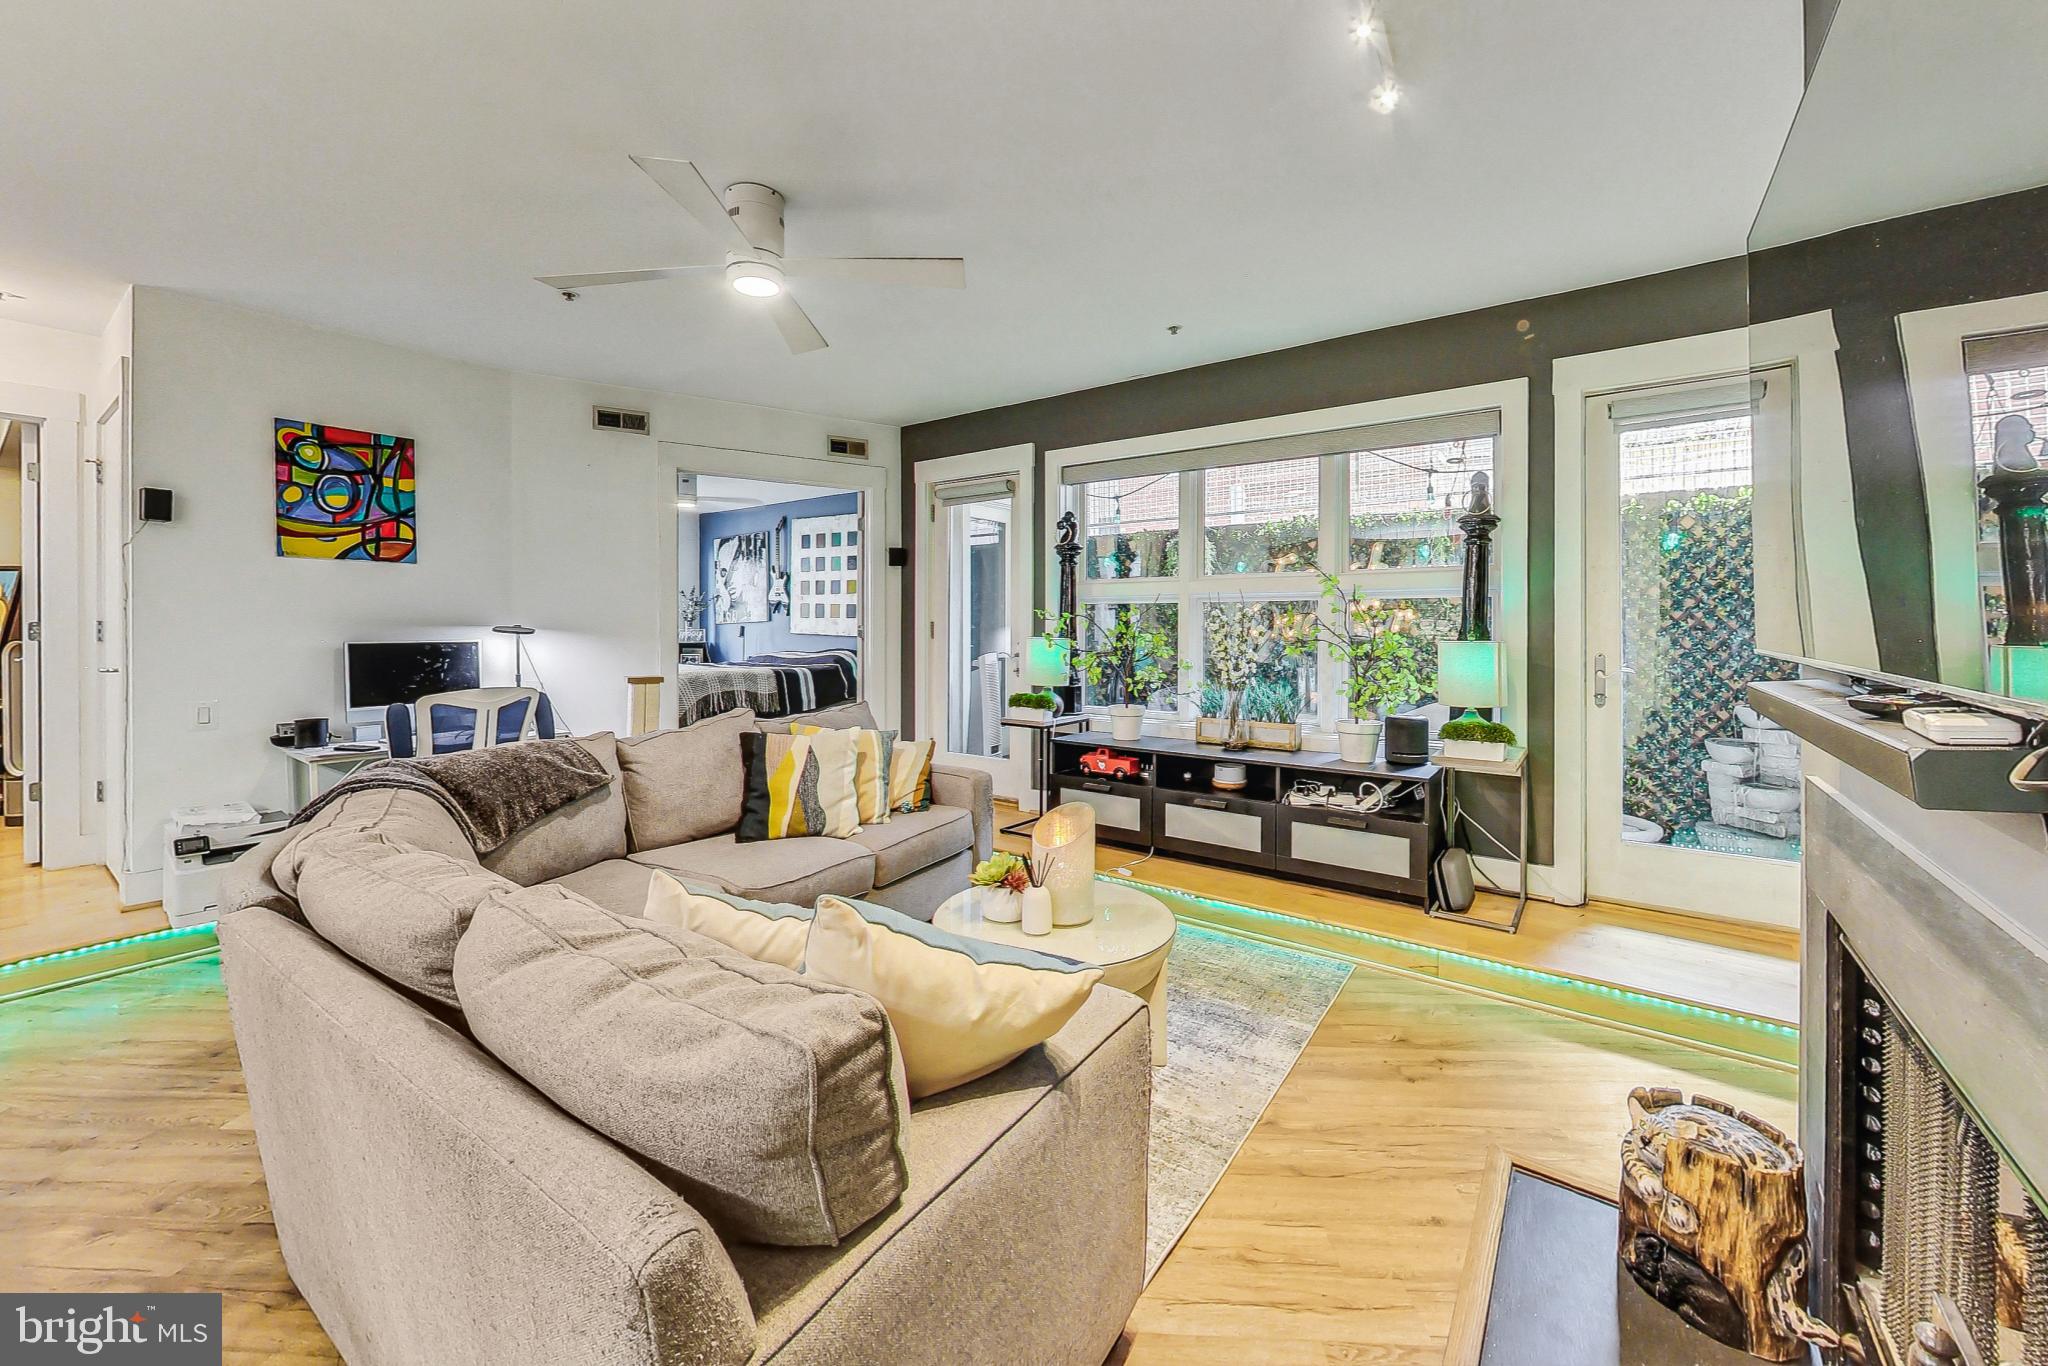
(1046, 381), (1529, 746)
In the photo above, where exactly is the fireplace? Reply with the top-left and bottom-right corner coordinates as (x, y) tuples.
(1803, 777), (2048, 1364)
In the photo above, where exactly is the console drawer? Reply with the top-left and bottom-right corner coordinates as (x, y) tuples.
(1051, 776), (1152, 846)
(1275, 805), (1429, 898)
(1154, 791), (1274, 869)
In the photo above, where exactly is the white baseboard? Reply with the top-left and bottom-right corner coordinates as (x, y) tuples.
(118, 867), (163, 909)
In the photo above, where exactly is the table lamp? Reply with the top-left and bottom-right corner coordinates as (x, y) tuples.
(1989, 644), (2048, 703)
(1023, 635), (1072, 713)
(1436, 638), (1501, 721)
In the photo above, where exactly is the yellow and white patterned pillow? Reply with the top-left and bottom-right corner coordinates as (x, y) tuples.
(737, 730), (861, 841)
(791, 722), (894, 825)
(886, 737), (936, 814)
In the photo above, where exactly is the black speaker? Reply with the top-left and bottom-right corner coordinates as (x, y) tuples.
(886, 546), (908, 568)
(137, 487), (175, 522)
(1385, 714), (1429, 766)
(292, 717), (331, 749)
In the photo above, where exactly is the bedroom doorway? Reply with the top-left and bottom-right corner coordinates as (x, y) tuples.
(673, 467), (869, 727)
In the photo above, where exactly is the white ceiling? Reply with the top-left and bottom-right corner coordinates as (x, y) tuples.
(0, 1), (1799, 425)
(1751, 0), (2048, 248)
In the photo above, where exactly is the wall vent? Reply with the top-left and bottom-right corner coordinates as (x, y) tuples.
(593, 406), (652, 435)
(826, 435), (869, 460)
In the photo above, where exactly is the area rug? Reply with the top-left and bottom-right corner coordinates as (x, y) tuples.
(1145, 919), (1353, 1278)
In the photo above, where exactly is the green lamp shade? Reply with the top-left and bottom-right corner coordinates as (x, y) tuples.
(1023, 635), (1072, 687)
(1436, 639), (1502, 711)
(1989, 644), (2048, 703)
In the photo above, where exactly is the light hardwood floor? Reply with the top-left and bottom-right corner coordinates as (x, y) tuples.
(3, 932), (1793, 1363)
(0, 824), (165, 964)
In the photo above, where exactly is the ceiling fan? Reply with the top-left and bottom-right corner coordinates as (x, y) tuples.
(537, 156), (966, 354)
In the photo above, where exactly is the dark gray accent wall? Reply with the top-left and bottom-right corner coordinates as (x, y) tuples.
(901, 260), (1750, 866)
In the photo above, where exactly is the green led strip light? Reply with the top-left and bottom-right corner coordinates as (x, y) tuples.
(1102, 873), (1798, 1041)
(0, 922), (218, 979)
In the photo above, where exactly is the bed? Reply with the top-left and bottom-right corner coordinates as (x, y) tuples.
(676, 648), (860, 726)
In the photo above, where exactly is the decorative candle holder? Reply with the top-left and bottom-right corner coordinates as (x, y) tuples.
(1032, 802), (1098, 926)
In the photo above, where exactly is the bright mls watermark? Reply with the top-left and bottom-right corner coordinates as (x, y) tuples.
(2, 1295), (220, 1363)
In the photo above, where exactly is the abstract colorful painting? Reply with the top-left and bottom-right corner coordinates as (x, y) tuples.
(274, 419), (416, 562)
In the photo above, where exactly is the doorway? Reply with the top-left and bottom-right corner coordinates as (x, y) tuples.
(1581, 370), (1801, 923)
(916, 445), (1034, 802)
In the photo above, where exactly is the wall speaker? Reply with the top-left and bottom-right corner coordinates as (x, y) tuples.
(137, 487), (175, 522)
(886, 546), (908, 569)
(1385, 713), (1429, 766)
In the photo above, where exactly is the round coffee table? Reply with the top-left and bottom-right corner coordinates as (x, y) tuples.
(934, 880), (1177, 1066)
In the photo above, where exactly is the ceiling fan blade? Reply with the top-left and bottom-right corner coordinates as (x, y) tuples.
(782, 257), (967, 289)
(764, 292), (828, 354)
(629, 155), (756, 255)
(534, 265), (719, 290)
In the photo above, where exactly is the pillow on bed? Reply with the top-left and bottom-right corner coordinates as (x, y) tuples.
(737, 729), (861, 842)
(791, 722), (894, 825)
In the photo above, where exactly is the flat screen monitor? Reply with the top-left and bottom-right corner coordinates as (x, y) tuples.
(345, 641), (480, 712)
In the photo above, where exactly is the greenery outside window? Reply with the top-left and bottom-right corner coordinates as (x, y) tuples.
(1203, 457), (1320, 573)
(1083, 474), (1178, 579)
(1077, 601), (1181, 713)
(1347, 437), (1495, 570)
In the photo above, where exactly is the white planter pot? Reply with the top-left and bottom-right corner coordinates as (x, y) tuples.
(979, 887), (1023, 923)
(1336, 718), (1382, 765)
(1007, 705), (1053, 723)
(1440, 738), (1508, 763)
(1107, 705), (1145, 743)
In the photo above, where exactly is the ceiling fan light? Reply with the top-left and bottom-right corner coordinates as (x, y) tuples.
(727, 259), (785, 298)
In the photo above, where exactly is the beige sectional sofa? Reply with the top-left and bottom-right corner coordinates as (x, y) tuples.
(218, 702), (1151, 1366)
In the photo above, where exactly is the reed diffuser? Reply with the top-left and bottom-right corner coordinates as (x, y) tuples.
(1020, 849), (1056, 936)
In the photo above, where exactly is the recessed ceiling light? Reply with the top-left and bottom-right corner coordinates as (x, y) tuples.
(0, 290), (25, 303)
(726, 260), (785, 298)
(1370, 80), (1401, 113)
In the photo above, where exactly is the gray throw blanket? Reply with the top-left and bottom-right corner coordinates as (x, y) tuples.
(290, 739), (611, 854)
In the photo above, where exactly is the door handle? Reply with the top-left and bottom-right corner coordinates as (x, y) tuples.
(98, 667), (121, 674)
(1191, 796), (1230, 810)
(1, 641), (21, 778)
(1593, 653), (1609, 709)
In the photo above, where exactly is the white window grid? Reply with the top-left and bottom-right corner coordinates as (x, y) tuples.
(1069, 441), (1493, 731)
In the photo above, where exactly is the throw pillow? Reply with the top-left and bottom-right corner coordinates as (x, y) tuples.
(791, 722), (895, 825)
(480, 733), (628, 886)
(803, 894), (1103, 1098)
(886, 736), (936, 814)
(615, 709), (755, 850)
(454, 883), (909, 1247)
(737, 730), (860, 842)
(643, 873), (812, 968)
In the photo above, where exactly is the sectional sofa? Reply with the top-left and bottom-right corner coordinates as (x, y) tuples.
(218, 702), (1152, 1365)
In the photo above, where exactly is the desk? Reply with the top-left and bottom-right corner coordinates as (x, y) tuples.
(282, 745), (388, 813)
(1429, 745), (1529, 933)
(996, 712), (1092, 837)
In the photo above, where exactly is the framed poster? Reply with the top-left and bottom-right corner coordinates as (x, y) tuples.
(791, 514), (860, 636)
(711, 530), (771, 624)
(274, 419), (416, 562)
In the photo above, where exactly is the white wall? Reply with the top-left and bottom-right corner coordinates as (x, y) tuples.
(127, 289), (897, 875)
(0, 317), (100, 395)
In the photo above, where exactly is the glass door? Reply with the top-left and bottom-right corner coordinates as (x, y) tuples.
(1583, 371), (1801, 924)
(920, 461), (1031, 798)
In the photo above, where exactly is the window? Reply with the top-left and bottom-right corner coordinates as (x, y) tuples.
(1203, 457), (1320, 574)
(1347, 437), (1495, 570)
(1083, 474), (1178, 579)
(1077, 600), (1181, 713)
(1059, 402), (1506, 735)
(1963, 330), (2048, 651)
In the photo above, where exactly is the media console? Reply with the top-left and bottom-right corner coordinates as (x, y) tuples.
(1049, 730), (1446, 908)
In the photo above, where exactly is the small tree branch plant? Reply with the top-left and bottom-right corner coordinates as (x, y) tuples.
(1043, 608), (1178, 708)
(1203, 600), (1278, 750)
(1279, 572), (1424, 759)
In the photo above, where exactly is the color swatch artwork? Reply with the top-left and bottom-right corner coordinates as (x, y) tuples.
(274, 419), (416, 562)
(791, 513), (860, 635)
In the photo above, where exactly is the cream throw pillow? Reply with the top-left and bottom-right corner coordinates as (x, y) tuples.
(643, 874), (811, 968)
(802, 895), (1103, 1098)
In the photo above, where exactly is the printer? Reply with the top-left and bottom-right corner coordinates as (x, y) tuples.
(163, 803), (291, 928)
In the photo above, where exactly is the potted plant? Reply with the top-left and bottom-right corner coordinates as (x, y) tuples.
(1052, 608), (1178, 743)
(1199, 601), (1273, 751)
(1007, 690), (1058, 722)
(1281, 573), (1424, 764)
(1439, 716), (1517, 763)
(969, 851), (1031, 923)
(1244, 679), (1304, 752)
(677, 588), (707, 644)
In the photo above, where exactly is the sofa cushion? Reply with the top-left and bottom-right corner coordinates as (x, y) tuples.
(546, 857), (661, 919)
(849, 806), (973, 886)
(479, 733), (628, 886)
(616, 710), (754, 850)
(756, 700), (876, 734)
(453, 883), (909, 1247)
(294, 831), (515, 1006)
(271, 788), (476, 898)
(790, 722), (894, 826)
(630, 834), (874, 905)
(804, 896), (1103, 1098)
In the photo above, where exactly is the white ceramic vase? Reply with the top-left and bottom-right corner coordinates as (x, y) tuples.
(1108, 704), (1145, 742)
(1337, 717), (1383, 765)
(981, 886), (1023, 923)
(1021, 886), (1053, 936)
